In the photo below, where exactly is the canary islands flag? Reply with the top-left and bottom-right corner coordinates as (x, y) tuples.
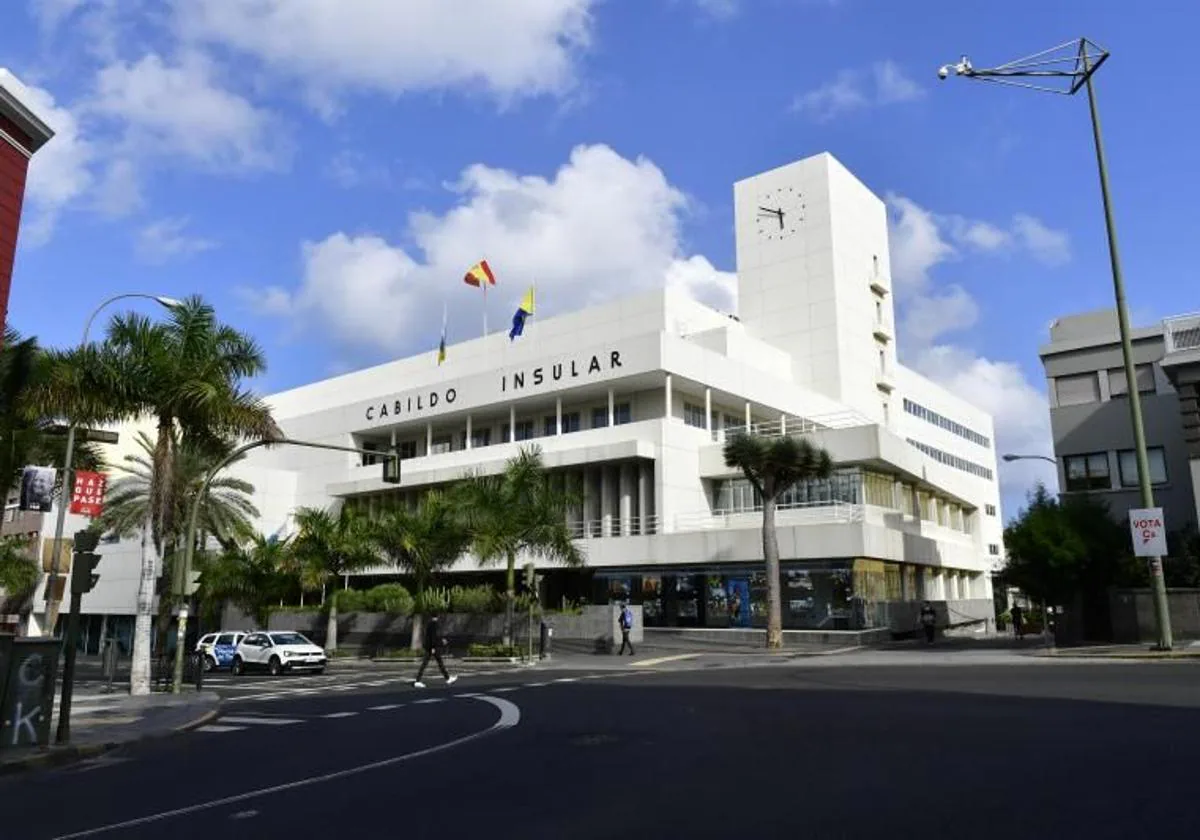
(509, 286), (535, 341)
(463, 260), (496, 287)
(437, 303), (447, 365)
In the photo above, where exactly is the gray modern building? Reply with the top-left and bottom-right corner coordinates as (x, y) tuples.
(1040, 309), (1200, 534)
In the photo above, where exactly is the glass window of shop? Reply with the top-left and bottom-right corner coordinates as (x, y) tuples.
(714, 469), (862, 513)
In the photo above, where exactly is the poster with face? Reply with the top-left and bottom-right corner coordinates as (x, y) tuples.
(18, 466), (56, 513)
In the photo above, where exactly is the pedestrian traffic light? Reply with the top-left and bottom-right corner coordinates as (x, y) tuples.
(70, 550), (101, 594)
(183, 569), (202, 596)
(382, 450), (401, 484)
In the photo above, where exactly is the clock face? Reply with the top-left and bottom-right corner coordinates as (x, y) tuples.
(755, 186), (805, 240)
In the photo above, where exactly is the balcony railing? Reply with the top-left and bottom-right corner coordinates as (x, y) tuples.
(712, 410), (870, 443)
(674, 500), (864, 531)
(1164, 313), (1200, 354)
(566, 515), (660, 539)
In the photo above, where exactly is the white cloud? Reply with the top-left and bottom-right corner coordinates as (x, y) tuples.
(792, 60), (922, 122)
(0, 69), (95, 246)
(887, 194), (1059, 513)
(29, 0), (88, 32)
(135, 217), (215, 264)
(1012, 213), (1071, 265)
(92, 157), (143, 217)
(89, 52), (288, 172)
(692, 0), (741, 19)
(243, 144), (734, 352)
(174, 0), (595, 107)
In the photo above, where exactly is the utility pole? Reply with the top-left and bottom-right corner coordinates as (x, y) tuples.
(56, 530), (102, 744)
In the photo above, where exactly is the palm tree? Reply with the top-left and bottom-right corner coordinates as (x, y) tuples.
(200, 534), (292, 630)
(98, 429), (260, 652)
(67, 296), (280, 694)
(0, 535), (40, 620)
(371, 491), (471, 649)
(292, 505), (377, 652)
(453, 447), (584, 646)
(723, 433), (833, 649)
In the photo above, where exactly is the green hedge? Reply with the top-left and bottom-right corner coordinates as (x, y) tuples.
(467, 643), (522, 658)
(333, 583), (414, 614)
(449, 585), (499, 614)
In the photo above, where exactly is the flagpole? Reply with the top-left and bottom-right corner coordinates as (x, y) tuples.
(482, 281), (489, 336)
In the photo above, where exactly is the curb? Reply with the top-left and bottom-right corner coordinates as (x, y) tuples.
(0, 696), (221, 778)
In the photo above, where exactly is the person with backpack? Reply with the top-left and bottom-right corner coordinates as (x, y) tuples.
(618, 602), (635, 655)
(413, 612), (457, 688)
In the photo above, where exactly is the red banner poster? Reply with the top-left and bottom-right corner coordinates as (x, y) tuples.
(69, 471), (108, 517)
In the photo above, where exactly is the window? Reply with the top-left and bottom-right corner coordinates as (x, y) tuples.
(430, 436), (452, 454)
(1117, 447), (1168, 486)
(561, 412), (581, 433)
(1063, 452), (1110, 491)
(724, 413), (743, 434)
(882, 402), (889, 424)
(360, 441), (381, 466)
(591, 407), (609, 429)
(901, 398), (991, 448)
(1108, 364), (1155, 398)
(878, 349), (886, 371)
(988, 544), (1000, 556)
(906, 439), (995, 480)
(544, 416), (558, 437)
(985, 504), (996, 516)
(875, 300), (883, 323)
(683, 402), (706, 429)
(613, 403), (632, 425)
(1055, 372), (1100, 407)
(872, 254), (879, 275)
(513, 421), (534, 441)
(398, 440), (417, 460)
(471, 428), (492, 448)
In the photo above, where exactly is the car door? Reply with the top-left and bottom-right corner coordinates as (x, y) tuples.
(212, 633), (238, 667)
(241, 633), (267, 667)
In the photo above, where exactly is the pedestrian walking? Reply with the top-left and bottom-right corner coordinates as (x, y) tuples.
(1010, 603), (1025, 640)
(618, 602), (635, 655)
(919, 601), (937, 644)
(413, 612), (457, 688)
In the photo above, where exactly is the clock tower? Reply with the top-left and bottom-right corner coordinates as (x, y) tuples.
(733, 152), (897, 423)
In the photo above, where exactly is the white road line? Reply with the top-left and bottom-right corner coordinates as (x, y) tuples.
(368, 704), (403, 711)
(413, 698), (444, 705)
(364, 681), (389, 687)
(196, 724), (245, 733)
(322, 711), (358, 719)
(524, 682), (550, 688)
(553, 678), (579, 684)
(219, 716), (301, 726)
(54, 695), (521, 840)
(490, 687), (516, 693)
(631, 653), (702, 668)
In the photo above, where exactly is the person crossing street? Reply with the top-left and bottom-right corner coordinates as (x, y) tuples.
(618, 602), (635, 655)
(413, 612), (457, 688)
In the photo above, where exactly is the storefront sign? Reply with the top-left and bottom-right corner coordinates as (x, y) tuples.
(69, 471), (108, 517)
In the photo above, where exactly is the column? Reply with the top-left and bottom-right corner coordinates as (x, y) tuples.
(704, 388), (712, 437)
(509, 405), (516, 442)
(780, 413), (787, 435)
(390, 428), (397, 448)
(465, 415), (473, 450)
(637, 462), (649, 535)
(665, 375), (674, 423)
(600, 464), (614, 537)
(556, 397), (562, 435)
(619, 463), (633, 536)
(744, 401), (751, 431)
(608, 388), (615, 426)
(426, 422), (433, 454)
(583, 467), (597, 537)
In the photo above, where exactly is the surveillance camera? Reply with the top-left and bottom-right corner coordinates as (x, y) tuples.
(937, 66), (950, 80)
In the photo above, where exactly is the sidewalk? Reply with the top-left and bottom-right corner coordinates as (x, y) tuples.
(1, 689), (220, 776)
(1033, 641), (1200, 660)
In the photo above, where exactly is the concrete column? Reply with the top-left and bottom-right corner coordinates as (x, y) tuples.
(608, 388), (615, 426)
(509, 405), (516, 442)
(426, 422), (433, 454)
(619, 463), (633, 536)
(466, 415), (473, 450)
(780, 413), (787, 435)
(637, 462), (649, 535)
(704, 388), (712, 436)
(390, 428), (397, 448)
(556, 397), (562, 435)
(583, 467), (597, 537)
(665, 375), (673, 423)
(601, 464), (614, 537)
(744, 401), (752, 431)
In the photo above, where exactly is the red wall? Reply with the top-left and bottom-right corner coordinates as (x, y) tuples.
(0, 136), (31, 339)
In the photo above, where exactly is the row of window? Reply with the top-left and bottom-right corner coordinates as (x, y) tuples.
(1062, 447), (1169, 492)
(906, 439), (995, 480)
(1054, 363), (1155, 407)
(902, 398), (991, 448)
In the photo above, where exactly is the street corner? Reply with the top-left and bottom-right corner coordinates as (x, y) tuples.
(0, 740), (113, 777)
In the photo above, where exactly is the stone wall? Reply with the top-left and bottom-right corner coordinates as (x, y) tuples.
(1109, 588), (1200, 643)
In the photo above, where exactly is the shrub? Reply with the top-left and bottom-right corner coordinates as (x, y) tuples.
(413, 586), (450, 615)
(467, 643), (522, 658)
(449, 585), (498, 614)
(334, 588), (367, 611)
(364, 583), (413, 615)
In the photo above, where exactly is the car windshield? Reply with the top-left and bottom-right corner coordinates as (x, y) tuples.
(269, 633), (311, 646)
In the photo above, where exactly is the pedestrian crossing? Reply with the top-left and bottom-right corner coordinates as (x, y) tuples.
(221, 667), (527, 704)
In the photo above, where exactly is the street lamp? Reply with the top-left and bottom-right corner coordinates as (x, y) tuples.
(171, 438), (401, 693)
(44, 294), (182, 634)
(1001, 454), (1057, 465)
(938, 38), (1173, 651)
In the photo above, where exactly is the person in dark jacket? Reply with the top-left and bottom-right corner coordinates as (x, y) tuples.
(919, 602), (937, 644)
(414, 613), (457, 688)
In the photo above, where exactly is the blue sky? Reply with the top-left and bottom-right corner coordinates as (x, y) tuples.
(2, 0), (1194, 519)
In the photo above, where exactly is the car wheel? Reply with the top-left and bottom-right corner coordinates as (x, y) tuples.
(231, 657), (244, 676)
(268, 656), (281, 676)
(205, 655), (218, 672)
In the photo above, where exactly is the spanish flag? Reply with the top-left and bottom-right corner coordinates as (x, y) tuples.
(509, 286), (535, 341)
(463, 260), (496, 287)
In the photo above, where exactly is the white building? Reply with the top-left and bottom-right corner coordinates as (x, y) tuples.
(19, 152), (1004, 639)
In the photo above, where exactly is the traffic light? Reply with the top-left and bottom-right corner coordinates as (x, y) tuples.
(382, 450), (401, 484)
(73, 529), (101, 553)
(70, 550), (101, 594)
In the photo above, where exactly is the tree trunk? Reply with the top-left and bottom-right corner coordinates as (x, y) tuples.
(762, 496), (783, 649)
(504, 552), (516, 648)
(326, 591), (338, 652)
(130, 516), (156, 695)
(411, 581), (424, 650)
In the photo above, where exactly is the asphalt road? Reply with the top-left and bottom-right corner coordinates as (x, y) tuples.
(5, 658), (1200, 839)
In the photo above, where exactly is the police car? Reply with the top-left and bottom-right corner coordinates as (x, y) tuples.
(196, 631), (248, 671)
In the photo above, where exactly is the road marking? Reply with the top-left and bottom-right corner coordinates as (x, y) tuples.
(196, 724), (245, 733)
(364, 681), (389, 687)
(631, 653), (702, 668)
(54, 695), (521, 839)
(524, 682), (550, 688)
(230, 810), (258, 821)
(414, 698), (444, 705)
(219, 716), (301, 726)
(553, 677), (579, 683)
(322, 711), (358, 719)
(490, 687), (516, 693)
(368, 704), (403, 711)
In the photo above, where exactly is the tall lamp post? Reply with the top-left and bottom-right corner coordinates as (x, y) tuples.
(938, 38), (1173, 650)
(44, 293), (182, 634)
(1001, 454), (1057, 465)
(171, 438), (400, 693)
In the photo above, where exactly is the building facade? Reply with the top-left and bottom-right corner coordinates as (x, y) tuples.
(1040, 309), (1200, 532)
(22, 153), (1004, 639)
